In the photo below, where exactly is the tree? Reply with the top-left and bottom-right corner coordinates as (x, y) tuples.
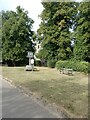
(2, 6), (35, 66)
(73, 1), (90, 62)
(37, 2), (78, 62)
(0, 12), (2, 63)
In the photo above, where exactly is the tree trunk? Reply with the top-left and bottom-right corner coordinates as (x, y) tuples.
(12, 61), (15, 67)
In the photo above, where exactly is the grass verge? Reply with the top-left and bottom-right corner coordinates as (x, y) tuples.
(1, 66), (88, 118)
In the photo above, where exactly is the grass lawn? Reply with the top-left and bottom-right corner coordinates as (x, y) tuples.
(1, 66), (88, 118)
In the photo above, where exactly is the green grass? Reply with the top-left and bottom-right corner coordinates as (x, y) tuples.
(1, 66), (88, 118)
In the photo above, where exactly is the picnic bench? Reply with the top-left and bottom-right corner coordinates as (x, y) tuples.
(59, 68), (73, 75)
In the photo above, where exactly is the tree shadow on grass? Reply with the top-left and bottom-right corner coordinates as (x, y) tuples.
(26, 68), (40, 72)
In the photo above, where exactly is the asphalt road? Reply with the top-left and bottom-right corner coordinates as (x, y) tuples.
(1, 77), (65, 118)
(0, 76), (2, 119)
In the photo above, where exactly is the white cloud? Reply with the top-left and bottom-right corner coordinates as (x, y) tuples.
(0, 0), (44, 32)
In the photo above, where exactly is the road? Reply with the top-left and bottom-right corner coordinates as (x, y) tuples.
(0, 76), (2, 119)
(1, 77), (65, 118)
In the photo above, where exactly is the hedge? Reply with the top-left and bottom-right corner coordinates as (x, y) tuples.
(56, 60), (89, 73)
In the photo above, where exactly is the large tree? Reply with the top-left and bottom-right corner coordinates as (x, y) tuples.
(2, 6), (35, 66)
(0, 12), (2, 63)
(37, 2), (78, 62)
(73, 1), (90, 62)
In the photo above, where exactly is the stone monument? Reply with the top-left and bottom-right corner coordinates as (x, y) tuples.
(25, 51), (34, 71)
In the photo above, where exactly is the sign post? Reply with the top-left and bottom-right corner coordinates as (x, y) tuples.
(25, 51), (34, 71)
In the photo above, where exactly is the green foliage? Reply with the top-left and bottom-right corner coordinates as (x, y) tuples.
(2, 6), (35, 66)
(37, 2), (90, 63)
(47, 59), (56, 68)
(56, 60), (89, 73)
(35, 60), (41, 66)
(0, 12), (2, 63)
(37, 2), (78, 61)
(36, 49), (48, 60)
(73, 2), (90, 62)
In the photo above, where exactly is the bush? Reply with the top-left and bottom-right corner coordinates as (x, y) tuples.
(56, 60), (89, 73)
(47, 59), (56, 68)
(35, 60), (41, 66)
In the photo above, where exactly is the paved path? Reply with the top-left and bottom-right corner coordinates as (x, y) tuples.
(1, 77), (64, 118)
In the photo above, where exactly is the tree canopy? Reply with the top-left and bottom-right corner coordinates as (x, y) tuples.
(37, 2), (78, 61)
(73, 1), (90, 62)
(37, 1), (90, 63)
(2, 6), (35, 66)
(1, 1), (90, 66)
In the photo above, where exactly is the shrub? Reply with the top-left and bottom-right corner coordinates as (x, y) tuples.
(56, 60), (89, 73)
(35, 60), (41, 66)
(47, 59), (56, 68)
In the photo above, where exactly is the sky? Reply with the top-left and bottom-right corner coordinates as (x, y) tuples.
(0, 0), (44, 32)
(0, 0), (83, 32)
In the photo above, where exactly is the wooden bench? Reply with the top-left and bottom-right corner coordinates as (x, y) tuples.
(60, 68), (73, 75)
(60, 68), (66, 74)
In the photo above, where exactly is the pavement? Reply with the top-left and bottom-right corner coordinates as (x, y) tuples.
(0, 77), (65, 118)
